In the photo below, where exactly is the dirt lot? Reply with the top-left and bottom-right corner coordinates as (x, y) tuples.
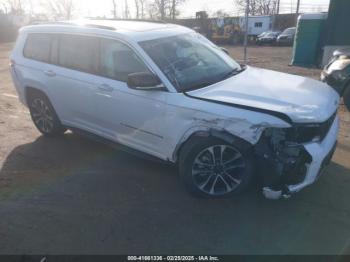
(1, 43), (350, 255)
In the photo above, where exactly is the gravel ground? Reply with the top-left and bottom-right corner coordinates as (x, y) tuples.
(0, 43), (350, 255)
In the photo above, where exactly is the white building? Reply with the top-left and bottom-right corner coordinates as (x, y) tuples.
(239, 15), (272, 36)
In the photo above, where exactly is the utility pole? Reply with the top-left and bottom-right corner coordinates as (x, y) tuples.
(296, 0), (301, 15)
(276, 0), (280, 14)
(244, 0), (249, 64)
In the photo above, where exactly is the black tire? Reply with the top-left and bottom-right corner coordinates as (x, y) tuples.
(344, 84), (350, 111)
(27, 90), (66, 136)
(179, 136), (255, 198)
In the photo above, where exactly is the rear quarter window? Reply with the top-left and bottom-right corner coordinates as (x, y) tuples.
(23, 34), (51, 63)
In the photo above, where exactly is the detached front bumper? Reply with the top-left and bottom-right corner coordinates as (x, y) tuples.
(263, 116), (339, 199)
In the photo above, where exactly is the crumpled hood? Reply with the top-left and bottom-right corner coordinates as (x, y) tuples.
(187, 66), (340, 123)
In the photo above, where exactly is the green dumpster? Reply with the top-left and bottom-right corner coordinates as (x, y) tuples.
(292, 13), (327, 67)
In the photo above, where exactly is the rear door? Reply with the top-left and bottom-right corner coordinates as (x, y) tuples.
(45, 34), (102, 133)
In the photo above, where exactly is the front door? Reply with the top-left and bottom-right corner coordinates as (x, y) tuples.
(93, 38), (168, 158)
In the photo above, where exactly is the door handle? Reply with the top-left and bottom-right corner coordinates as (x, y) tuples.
(43, 70), (56, 77)
(98, 84), (114, 92)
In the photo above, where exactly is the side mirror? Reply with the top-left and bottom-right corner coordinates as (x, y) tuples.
(221, 47), (229, 55)
(127, 72), (164, 91)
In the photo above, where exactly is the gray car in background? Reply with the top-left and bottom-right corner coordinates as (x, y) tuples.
(277, 27), (296, 46)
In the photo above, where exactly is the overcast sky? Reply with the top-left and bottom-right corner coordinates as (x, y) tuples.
(27, 0), (331, 19)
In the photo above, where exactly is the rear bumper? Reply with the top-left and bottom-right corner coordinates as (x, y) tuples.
(263, 116), (339, 199)
(9, 67), (27, 106)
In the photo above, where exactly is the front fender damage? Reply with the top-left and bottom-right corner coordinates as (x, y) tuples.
(174, 113), (326, 200)
(189, 116), (287, 145)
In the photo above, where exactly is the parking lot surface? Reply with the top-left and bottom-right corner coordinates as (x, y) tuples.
(1, 43), (350, 254)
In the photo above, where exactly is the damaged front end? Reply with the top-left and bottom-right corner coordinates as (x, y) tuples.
(255, 113), (338, 199)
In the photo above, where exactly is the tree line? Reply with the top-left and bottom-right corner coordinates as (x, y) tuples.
(0, 0), (282, 21)
(0, 0), (188, 21)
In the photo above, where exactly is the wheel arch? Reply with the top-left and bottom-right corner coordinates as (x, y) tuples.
(25, 86), (49, 105)
(173, 128), (254, 163)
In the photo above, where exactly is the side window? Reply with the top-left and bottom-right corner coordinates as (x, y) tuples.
(100, 38), (149, 82)
(58, 35), (99, 74)
(23, 34), (51, 63)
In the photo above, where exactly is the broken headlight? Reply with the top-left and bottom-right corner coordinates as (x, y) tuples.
(264, 125), (320, 146)
(265, 112), (336, 145)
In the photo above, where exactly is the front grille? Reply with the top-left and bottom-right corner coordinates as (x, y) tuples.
(286, 112), (336, 143)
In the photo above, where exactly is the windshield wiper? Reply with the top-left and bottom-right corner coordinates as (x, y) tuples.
(183, 67), (246, 92)
(185, 81), (217, 91)
(220, 67), (245, 81)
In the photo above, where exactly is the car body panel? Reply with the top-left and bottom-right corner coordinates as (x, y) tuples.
(187, 66), (340, 123)
(256, 31), (280, 44)
(9, 20), (340, 198)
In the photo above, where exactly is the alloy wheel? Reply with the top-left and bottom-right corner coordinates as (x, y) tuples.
(30, 98), (54, 133)
(191, 145), (246, 196)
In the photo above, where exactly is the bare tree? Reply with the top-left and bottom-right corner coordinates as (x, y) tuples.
(111, 0), (117, 19)
(147, 0), (166, 19)
(134, 0), (146, 19)
(170, 0), (185, 19)
(135, 0), (139, 18)
(257, 0), (277, 15)
(148, 0), (184, 20)
(1, 2), (9, 14)
(27, 0), (34, 16)
(139, 0), (146, 18)
(124, 0), (129, 18)
(44, 0), (75, 20)
(160, 0), (165, 19)
(235, 0), (277, 16)
(1, 0), (25, 15)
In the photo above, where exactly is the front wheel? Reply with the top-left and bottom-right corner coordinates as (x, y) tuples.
(179, 137), (254, 198)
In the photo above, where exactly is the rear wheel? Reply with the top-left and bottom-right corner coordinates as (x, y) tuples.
(179, 137), (254, 198)
(28, 91), (66, 136)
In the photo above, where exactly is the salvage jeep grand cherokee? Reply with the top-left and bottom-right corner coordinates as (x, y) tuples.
(10, 20), (340, 199)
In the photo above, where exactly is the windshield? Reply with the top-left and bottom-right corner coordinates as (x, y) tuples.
(139, 33), (241, 92)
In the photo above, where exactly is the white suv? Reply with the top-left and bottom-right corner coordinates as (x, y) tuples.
(10, 20), (340, 199)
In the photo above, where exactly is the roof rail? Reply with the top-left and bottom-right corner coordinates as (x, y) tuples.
(29, 21), (116, 31)
(87, 18), (167, 24)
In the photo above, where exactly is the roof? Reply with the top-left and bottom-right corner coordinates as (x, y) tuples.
(298, 13), (327, 20)
(22, 19), (193, 42)
(70, 19), (173, 32)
